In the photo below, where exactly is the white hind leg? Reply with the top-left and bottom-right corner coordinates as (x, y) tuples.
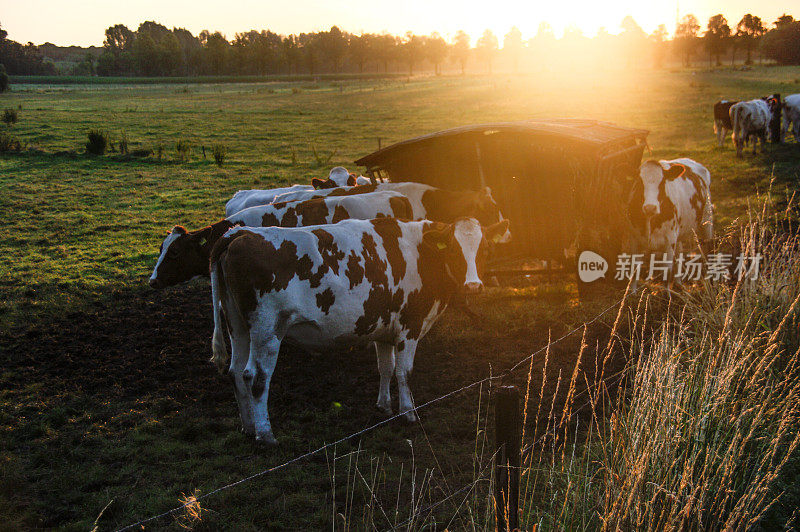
(229, 330), (255, 436)
(242, 330), (282, 445)
(375, 342), (395, 415)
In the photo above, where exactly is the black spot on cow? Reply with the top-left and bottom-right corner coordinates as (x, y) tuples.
(397, 340), (405, 352)
(251, 361), (266, 398)
(312, 229), (346, 276)
(345, 251), (364, 289)
(371, 217), (406, 284)
(315, 288), (335, 314)
(360, 233), (389, 286)
(354, 286), (404, 336)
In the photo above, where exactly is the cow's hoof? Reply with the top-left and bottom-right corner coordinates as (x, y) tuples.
(255, 433), (278, 446)
(375, 403), (393, 416)
(401, 410), (418, 423)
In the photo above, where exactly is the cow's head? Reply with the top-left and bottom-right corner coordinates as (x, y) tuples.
(763, 95), (780, 114)
(423, 217), (510, 294)
(312, 166), (351, 189)
(149, 226), (209, 289)
(469, 187), (512, 243)
(638, 160), (684, 218)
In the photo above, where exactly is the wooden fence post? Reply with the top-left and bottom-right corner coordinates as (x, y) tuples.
(494, 385), (521, 532)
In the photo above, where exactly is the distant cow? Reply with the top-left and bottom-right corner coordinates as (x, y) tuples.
(209, 216), (510, 443)
(730, 98), (779, 157)
(628, 158), (713, 285)
(149, 191), (412, 289)
(225, 185), (313, 217)
(275, 183), (512, 242)
(312, 166), (372, 189)
(713, 100), (737, 147)
(783, 93), (800, 143)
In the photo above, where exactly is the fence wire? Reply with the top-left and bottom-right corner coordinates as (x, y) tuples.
(115, 293), (628, 532)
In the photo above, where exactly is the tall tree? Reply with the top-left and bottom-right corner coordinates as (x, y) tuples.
(425, 32), (448, 75)
(675, 14), (701, 66)
(761, 16), (800, 65)
(372, 33), (397, 73)
(451, 30), (470, 74)
(319, 26), (347, 72)
(348, 33), (372, 73)
(649, 24), (669, 68)
(736, 14), (765, 65)
(503, 27), (524, 73)
(704, 14), (731, 66)
(399, 32), (425, 75)
(475, 29), (498, 73)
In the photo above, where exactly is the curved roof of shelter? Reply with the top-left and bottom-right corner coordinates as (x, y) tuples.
(354, 119), (650, 167)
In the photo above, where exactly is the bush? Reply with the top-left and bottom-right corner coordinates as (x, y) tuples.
(212, 144), (227, 167)
(85, 130), (108, 155)
(175, 139), (191, 162)
(2, 108), (18, 126)
(154, 141), (165, 160)
(0, 132), (21, 152)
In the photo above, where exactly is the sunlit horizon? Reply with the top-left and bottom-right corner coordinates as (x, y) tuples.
(0, 0), (794, 47)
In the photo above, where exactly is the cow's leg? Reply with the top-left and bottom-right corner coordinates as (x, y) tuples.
(374, 341), (395, 415)
(394, 338), (420, 422)
(243, 331), (282, 445)
(229, 331), (255, 436)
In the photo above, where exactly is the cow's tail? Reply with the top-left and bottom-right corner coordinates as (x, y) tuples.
(210, 261), (229, 373)
(731, 105), (744, 157)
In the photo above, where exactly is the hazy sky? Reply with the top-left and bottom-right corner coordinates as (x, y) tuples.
(0, 0), (793, 47)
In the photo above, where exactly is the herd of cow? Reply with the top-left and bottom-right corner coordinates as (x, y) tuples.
(714, 92), (800, 157)
(149, 95), (795, 443)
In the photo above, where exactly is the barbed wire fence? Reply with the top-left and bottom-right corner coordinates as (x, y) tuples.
(115, 293), (630, 532)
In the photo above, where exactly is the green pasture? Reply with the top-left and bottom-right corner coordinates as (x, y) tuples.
(1, 67), (799, 530)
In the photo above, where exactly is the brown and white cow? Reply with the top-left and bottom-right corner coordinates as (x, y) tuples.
(275, 183), (512, 243)
(627, 158), (713, 286)
(149, 191), (412, 288)
(209, 216), (510, 443)
(713, 100), (737, 147)
(730, 98), (779, 157)
(226, 184), (314, 217)
(311, 166), (372, 189)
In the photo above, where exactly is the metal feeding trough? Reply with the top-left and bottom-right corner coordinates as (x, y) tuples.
(355, 119), (649, 284)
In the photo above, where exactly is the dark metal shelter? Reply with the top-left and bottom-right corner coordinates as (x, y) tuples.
(355, 119), (649, 274)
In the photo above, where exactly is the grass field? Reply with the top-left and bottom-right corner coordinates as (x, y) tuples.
(1, 67), (799, 530)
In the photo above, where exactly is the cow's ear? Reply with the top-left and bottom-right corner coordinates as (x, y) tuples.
(312, 178), (326, 189)
(484, 220), (510, 244)
(664, 164), (685, 180)
(172, 225), (187, 235)
(347, 173), (358, 186)
(422, 224), (452, 252)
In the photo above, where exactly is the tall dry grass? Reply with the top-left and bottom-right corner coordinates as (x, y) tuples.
(332, 190), (800, 530)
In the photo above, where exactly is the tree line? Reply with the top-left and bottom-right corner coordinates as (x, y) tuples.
(0, 12), (798, 79)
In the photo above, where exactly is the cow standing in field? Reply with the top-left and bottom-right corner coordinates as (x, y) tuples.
(275, 184), (512, 242)
(713, 100), (737, 147)
(209, 217), (510, 443)
(783, 94), (800, 143)
(149, 191), (412, 288)
(730, 98), (779, 157)
(225, 167), (366, 217)
(311, 166), (372, 189)
(226, 185), (314, 218)
(628, 158), (713, 286)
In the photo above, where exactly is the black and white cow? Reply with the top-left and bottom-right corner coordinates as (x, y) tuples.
(730, 98), (779, 157)
(209, 216), (510, 443)
(783, 93), (800, 143)
(713, 100), (737, 147)
(275, 183), (512, 243)
(149, 191), (413, 289)
(628, 158), (713, 285)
